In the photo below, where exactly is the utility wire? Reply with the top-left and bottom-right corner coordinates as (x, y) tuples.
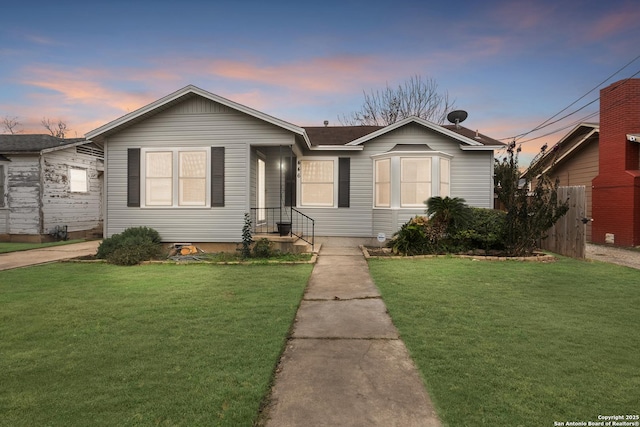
(506, 54), (640, 142)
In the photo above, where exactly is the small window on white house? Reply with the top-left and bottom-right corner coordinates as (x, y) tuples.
(375, 158), (391, 207)
(401, 157), (431, 207)
(440, 158), (450, 197)
(300, 160), (334, 207)
(69, 168), (88, 192)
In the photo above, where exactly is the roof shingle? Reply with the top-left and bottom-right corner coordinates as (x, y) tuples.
(0, 134), (87, 153)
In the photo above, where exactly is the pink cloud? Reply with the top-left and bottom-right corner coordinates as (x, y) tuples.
(590, 6), (640, 40)
(204, 55), (388, 93)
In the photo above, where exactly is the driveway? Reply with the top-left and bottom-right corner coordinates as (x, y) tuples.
(586, 243), (640, 270)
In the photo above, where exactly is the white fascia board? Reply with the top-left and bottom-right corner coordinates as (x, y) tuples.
(86, 85), (309, 145)
(309, 145), (363, 151)
(371, 150), (453, 158)
(346, 116), (485, 147)
(627, 133), (640, 142)
(458, 144), (503, 151)
(541, 128), (598, 174)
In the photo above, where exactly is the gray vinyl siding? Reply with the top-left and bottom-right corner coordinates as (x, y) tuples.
(295, 123), (495, 238)
(41, 147), (102, 234)
(104, 96), (295, 242)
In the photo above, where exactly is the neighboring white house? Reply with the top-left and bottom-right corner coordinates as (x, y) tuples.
(0, 135), (104, 242)
(86, 85), (503, 246)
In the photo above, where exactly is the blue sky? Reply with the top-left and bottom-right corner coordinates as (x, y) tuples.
(1, 0), (639, 162)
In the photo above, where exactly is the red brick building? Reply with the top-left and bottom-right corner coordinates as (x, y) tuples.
(533, 78), (640, 247)
(592, 79), (640, 247)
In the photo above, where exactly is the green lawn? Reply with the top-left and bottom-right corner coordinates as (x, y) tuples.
(368, 257), (640, 427)
(0, 263), (312, 426)
(0, 239), (85, 254)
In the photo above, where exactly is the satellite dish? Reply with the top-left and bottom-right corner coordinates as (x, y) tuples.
(447, 110), (468, 128)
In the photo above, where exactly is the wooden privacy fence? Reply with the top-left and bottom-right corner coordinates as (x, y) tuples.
(539, 186), (586, 259)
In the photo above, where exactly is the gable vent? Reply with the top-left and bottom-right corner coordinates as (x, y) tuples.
(76, 145), (104, 160)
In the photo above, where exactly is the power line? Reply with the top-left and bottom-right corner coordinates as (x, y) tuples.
(505, 54), (640, 142)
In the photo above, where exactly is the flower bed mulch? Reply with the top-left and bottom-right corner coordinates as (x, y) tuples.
(361, 246), (556, 262)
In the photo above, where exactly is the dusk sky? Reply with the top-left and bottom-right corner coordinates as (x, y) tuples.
(1, 0), (639, 163)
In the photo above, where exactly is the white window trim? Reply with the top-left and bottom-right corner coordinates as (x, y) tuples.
(69, 167), (88, 193)
(371, 151), (453, 209)
(297, 157), (339, 208)
(140, 147), (211, 208)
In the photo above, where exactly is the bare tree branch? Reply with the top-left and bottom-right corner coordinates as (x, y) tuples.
(41, 117), (69, 138)
(339, 75), (456, 126)
(2, 115), (21, 134)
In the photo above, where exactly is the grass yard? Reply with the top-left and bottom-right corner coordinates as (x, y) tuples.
(0, 262), (312, 426)
(368, 257), (640, 427)
(0, 239), (85, 254)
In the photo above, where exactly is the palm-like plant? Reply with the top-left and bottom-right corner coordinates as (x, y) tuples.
(426, 196), (470, 232)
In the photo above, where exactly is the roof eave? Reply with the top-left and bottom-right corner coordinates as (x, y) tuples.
(346, 116), (487, 147)
(458, 144), (503, 151)
(309, 145), (363, 151)
(540, 127), (599, 174)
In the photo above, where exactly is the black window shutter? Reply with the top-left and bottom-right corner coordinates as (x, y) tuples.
(285, 156), (296, 206)
(211, 147), (225, 207)
(338, 157), (350, 208)
(127, 148), (140, 207)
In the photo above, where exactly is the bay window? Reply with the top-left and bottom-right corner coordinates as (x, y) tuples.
(375, 158), (391, 207)
(373, 151), (451, 208)
(400, 157), (431, 207)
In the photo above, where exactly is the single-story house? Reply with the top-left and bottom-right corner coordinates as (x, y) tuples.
(529, 78), (640, 247)
(0, 135), (104, 242)
(85, 85), (503, 248)
(530, 122), (599, 242)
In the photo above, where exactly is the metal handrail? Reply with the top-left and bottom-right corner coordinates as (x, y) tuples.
(250, 207), (314, 249)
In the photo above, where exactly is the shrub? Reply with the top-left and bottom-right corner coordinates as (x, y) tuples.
(97, 226), (162, 265)
(494, 141), (569, 256)
(389, 216), (444, 255)
(240, 213), (253, 259)
(452, 208), (506, 252)
(252, 238), (274, 258)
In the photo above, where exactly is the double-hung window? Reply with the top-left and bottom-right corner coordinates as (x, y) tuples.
(400, 157), (431, 207)
(143, 148), (209, 207)
(375, 158), (391, 207)
(300, 159), (335, 207)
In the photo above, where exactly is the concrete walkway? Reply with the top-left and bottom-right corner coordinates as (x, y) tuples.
(0, 240), (101, 271)
(263, 244), (442, 427)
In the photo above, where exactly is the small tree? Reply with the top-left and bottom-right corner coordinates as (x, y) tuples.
(41, 117), (69, 138)
(2, 116), (21, 134)
(494, 141), (569, 256)
(339, 75), (455, 126)
(426, 196), (471, 233)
